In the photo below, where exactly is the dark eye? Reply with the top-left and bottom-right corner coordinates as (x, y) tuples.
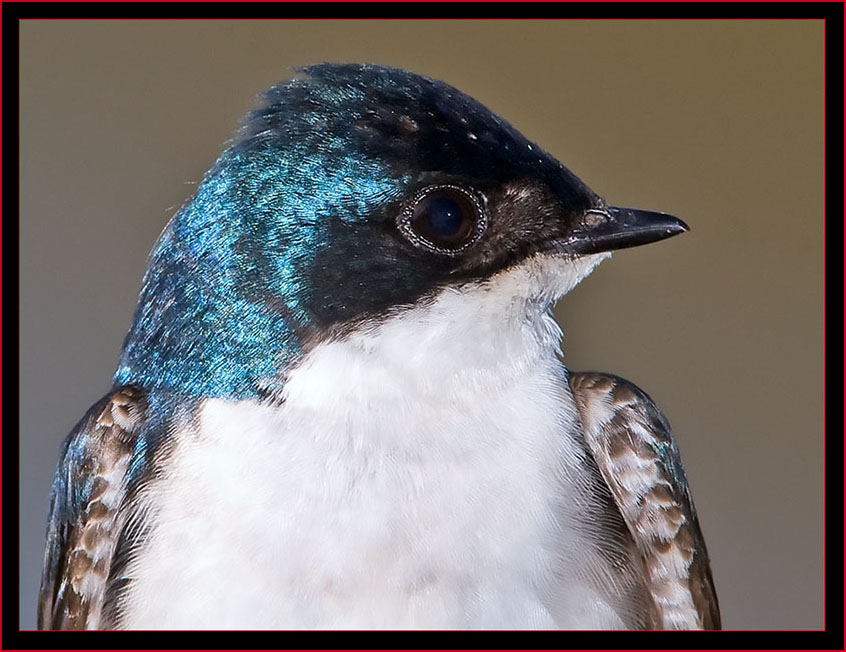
(398, 185), (487, 255)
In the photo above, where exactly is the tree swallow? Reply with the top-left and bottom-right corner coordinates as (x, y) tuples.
(38, 63), (719, 630)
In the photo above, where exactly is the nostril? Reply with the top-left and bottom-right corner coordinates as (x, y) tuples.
(582, 209), (609, 228)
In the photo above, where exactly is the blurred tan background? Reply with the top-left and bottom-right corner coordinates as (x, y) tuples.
(20, 20), (824, 629)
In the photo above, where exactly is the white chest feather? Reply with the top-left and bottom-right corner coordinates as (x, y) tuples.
(120, 255), (630, 629)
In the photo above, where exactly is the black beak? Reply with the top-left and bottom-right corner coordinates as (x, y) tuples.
(561, 206), (689, 255)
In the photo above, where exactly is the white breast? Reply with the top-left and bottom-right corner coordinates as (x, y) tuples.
(120, 254), (631, 629)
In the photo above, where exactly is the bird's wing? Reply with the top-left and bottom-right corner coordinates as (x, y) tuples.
(568, 372), (720, 630)
(38, 386), (147, 630)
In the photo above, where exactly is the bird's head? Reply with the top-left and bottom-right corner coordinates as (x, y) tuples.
(116, 63), (687, 399)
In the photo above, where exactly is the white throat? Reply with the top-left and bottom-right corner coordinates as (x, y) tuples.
(282, 252), (608, 417)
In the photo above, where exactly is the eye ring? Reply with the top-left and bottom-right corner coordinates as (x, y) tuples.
(397, 184), (488, 256)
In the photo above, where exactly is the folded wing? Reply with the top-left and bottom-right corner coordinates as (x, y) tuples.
(569, 372), (720, 630)
(38, 387), (147, 630)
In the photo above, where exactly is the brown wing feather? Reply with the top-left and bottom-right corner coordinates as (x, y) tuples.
(569, 372), (720, 630)
(38, 386), (146, 630)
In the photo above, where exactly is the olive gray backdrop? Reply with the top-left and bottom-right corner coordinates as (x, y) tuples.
(20, 20), (824, 629)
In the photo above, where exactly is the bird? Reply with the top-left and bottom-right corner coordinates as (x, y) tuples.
(38, 63), (719, 630)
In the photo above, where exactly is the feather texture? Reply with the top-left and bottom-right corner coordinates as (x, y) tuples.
(569, 372), (720, 630)
(38, 387), (147, 630)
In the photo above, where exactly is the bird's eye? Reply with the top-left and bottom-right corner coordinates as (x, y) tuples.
(398, 185), (487, 255)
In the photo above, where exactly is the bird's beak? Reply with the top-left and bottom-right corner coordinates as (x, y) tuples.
(560, 206), (689, 255)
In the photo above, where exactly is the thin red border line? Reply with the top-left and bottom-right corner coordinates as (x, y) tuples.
(15, 14), (830, 636)
(11, 2), (801, 5)
(12, 15), (835, 19)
